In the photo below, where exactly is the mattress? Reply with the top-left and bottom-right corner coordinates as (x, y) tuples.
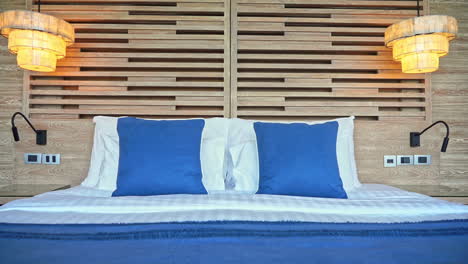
(1, 184), (467, 224)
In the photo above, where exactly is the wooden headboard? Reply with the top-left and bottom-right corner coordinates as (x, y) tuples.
(26, 0), (428, 121)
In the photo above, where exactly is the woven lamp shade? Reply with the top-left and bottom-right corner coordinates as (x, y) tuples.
(385, 15), (457, 74)
(0, 10), (74, 72)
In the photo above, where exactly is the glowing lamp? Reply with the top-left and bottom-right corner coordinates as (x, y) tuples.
(385, 15), (457, 73)
(0, 10), (74, 72)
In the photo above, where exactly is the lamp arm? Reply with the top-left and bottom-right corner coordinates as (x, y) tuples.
(418, 120), (449, 138)
(11, 112), (38, 133)
(411, 120), (450, 152)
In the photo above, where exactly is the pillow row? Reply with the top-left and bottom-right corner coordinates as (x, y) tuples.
(81, 116), (361, 198)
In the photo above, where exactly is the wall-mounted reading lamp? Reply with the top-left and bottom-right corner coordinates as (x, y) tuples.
(11, 112), (47, 145)
(410, 121), (449, 152)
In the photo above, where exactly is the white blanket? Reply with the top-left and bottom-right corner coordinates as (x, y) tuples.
(0, 184), (467, 224)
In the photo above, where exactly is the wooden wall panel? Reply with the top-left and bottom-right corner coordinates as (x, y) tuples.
(230, 0), (430, 121)
(0, 0), (25, 186)
(429, 0), (468, 202)
(28, 0), (231, 119)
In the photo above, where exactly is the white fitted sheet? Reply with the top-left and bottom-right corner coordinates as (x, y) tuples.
(0, 184), (467, 224)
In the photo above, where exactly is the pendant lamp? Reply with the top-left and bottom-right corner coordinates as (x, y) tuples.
(0, 2), (74, 72)
(384, 0), (457, 73)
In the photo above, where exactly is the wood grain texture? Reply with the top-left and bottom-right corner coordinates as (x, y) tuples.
(0, 0), (25, 186)
(0, 184), (70, 196)
(429, 0), (468, 198)
(12, 120), (94, 186)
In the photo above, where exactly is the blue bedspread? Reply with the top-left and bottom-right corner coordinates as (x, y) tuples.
(1, 220), (467, 264)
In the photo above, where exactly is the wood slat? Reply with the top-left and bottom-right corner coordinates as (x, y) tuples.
(30, 90), (224, 97)
(237, 5), (416, 16)
(35, 4), (225, 12)
(235, 0), (420, 8)
(38, 0), (224, 3)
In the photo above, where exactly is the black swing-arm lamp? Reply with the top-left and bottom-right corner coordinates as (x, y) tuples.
(410, 121), (449, 152)
(11, 112), (47, 145)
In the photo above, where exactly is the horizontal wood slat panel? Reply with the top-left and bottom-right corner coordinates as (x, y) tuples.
(230, 0), (429, 121)
(28, 0), (429, 122)
(28, 0), (230, 119)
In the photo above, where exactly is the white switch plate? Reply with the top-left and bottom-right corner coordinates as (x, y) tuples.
(384, 155), (397, 167)
(397, 155), (413, 166)
(42, 154), (61, 165)
(414, 155), (431, 165)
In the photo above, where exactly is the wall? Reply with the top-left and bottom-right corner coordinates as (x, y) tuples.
(0, 0), (466, 202)
(428, 0), (468, 201)
(0, 0), (25, 186)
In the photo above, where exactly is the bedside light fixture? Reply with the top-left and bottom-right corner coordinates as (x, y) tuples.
(0, 0), (75, 72)
(410, 121), (449, 152)
(384, 0), (457, 73)
(11, 112), (47, 145)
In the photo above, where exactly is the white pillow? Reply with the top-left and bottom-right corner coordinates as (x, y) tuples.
(225, 118), (259, 193)
(226, 117), (361, 194)
(81, 116), (119, 190)
(81, 116), (229, 193)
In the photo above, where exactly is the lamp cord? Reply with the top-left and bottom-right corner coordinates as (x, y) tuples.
(38, 0), (41, 13)
(11, 112), (38, 133)
(418, 121), (450, 138)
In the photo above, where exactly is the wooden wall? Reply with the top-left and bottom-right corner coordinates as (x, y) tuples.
(0, 0), (25, 186)
(428, 0), (468, 203)
(0, 0), (467, 202)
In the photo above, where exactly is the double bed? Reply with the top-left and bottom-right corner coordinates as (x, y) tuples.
(1, 116), (467, 263)
(1, 184), (467, 263)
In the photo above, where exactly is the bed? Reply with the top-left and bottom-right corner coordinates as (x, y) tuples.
(1, 116), (467, 264)
(0, 184), (467, 264)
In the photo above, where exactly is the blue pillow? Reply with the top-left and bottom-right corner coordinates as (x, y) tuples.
(112, 117), (207, 196)
(254, 121), (347, 198)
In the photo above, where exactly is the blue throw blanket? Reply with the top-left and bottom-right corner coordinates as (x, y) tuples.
(1, 220), (467, 264)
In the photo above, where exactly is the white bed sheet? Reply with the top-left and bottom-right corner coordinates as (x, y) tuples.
(0, 184), (467, 224)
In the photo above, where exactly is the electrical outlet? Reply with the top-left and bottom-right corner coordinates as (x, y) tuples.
(24, 153), (42, 164)
(414, 155), (431, 165)
(397, 155), (413, 166)
(42, 154), (61, 165)
(384, 155), (397, 168)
